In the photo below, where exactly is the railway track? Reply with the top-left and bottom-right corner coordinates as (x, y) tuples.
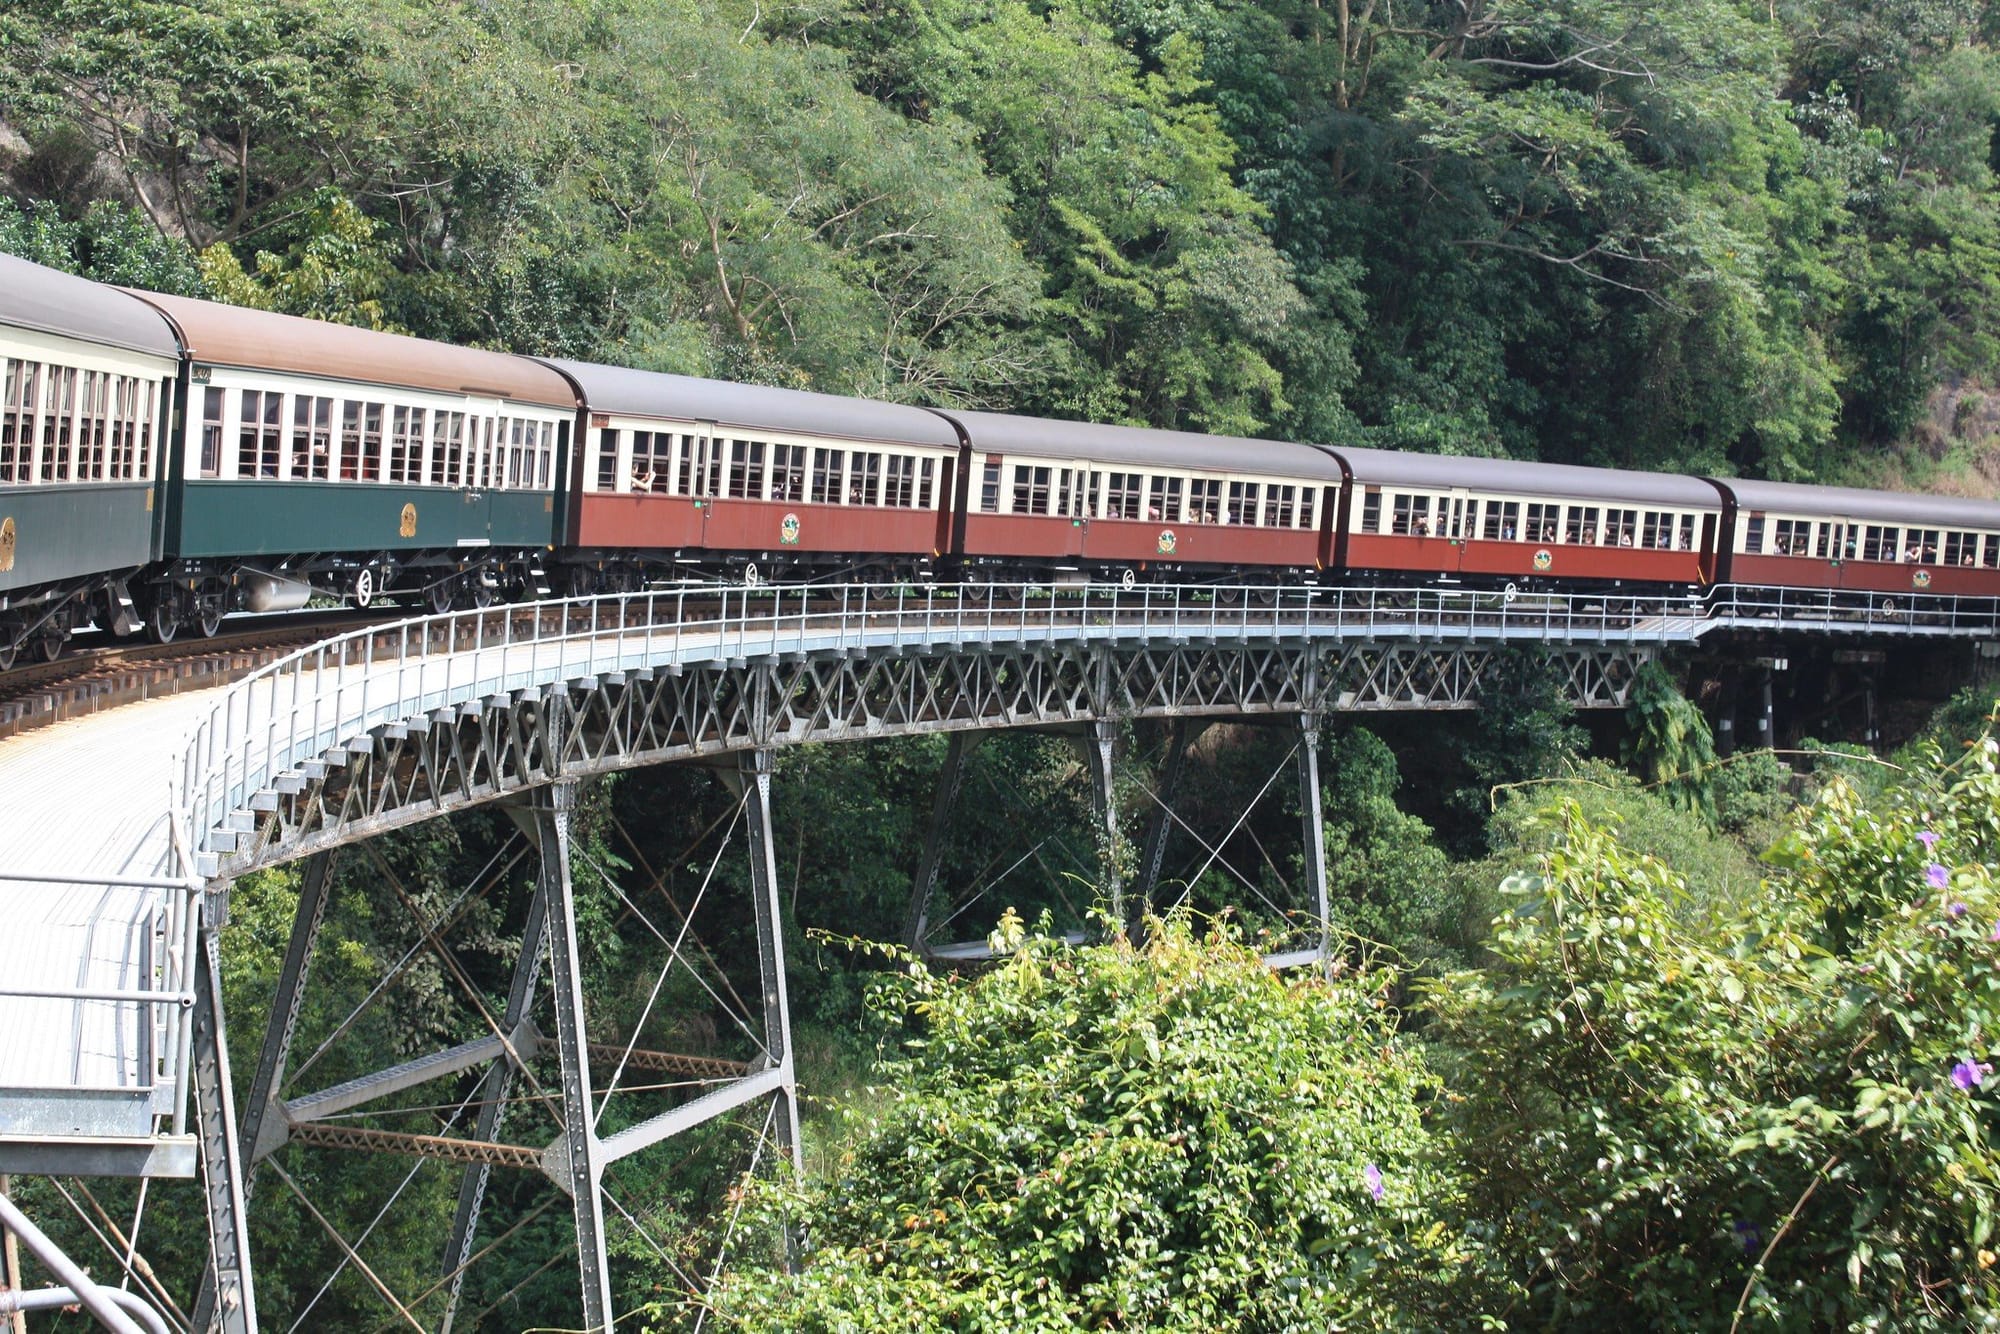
(0, 610), (394, 743)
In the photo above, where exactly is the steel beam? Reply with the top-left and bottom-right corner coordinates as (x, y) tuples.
(439, 875), (548, 1334)
(1133, 719), (1198, 929)
(734, 750), (801, 1176)
(903, 730), (979, 951)
(283, 1025), (535, 1128)
(595, 1067), (788, 1164)
(189, 921), (255, 1334)
(287, 1123), (545, 1171)
(1084, 718), (1124, 921)
(529, 781), (613, 1332)
(1297, 712), (1331, 971)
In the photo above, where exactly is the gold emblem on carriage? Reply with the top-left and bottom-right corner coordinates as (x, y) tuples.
(1157, 529), (1177, 556)
(1533, 548), (1553, 571)
(1913, 567), (1932, 589)
(0, 516), (14, 574)
(399, 503), (418, 538)
(780, 513), (801, 546)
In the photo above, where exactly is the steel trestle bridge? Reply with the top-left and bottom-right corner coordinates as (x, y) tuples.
(0, 578), (1994, 1333)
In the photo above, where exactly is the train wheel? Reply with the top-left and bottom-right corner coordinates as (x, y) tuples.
(0, 636), (15, 672)
(428, 577), (456, 615)
(31, 630), (63, 663)
(353, 566), (376, 610)
(146, 591), (180, 644)
(564, 565), (596, 599)
(469, 580), (496, 609)
(197, 600), (224, 639)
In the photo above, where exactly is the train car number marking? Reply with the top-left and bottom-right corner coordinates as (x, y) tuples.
(399, 503), (418, 539)
(780, 513), (801, 546)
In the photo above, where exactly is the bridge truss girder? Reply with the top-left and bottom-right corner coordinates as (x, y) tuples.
(212, 639), (1651, 880)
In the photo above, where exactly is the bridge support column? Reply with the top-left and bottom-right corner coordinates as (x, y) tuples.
(532, 780), (615, 1333)
(1298, 713), (1331, 971)
(1757, 668), (1775, 750)
(1133, 719), (1199, 933)
(733, 750), (802, 1186)
(191, 915), (256, 1334)
(904, 731), (981, 953)
(438, 873), (549, 1334)
(1085, 719), (1125, 923)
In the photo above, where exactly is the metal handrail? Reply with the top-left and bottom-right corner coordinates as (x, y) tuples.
(169, 579), (1706, 854)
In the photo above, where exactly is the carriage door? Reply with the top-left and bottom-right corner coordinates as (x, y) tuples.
(1821, 521), (1852, 589)
(462, 401), (500, 546)
(1057, 462), (1090, 557)
(1444, 489), (1473, 573)
(686, 424), (718, 546)
(1698, 514), (1720, 584)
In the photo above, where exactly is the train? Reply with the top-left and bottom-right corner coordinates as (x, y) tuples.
(6, 248), (2000, 667)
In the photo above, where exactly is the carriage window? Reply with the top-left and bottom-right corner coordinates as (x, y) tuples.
(917, 456), (936, 509)
(772, 444), (807, 502)
(1012, 464), (1052, 514)
(1055, 468), (1077, 516)
(1360, 489), (1382, 534)
(1984, 535), (2000, 569)
(441, 411), (467, 486)
(288, 395), (331, 480)
(1770, 518), (1809, 555)
(1148, 475), (1182, 522)
(1181, 477), (1217, 524)
(1859, 524), (1894, 561)
(1601, 508), (1636, 547)
(1905, 528), (1941, 563)
(885, 454), (916, 507)
(111, 377), (138, 479)
(238, 390), (282, 479)
(341, 401), (382, 481)
(1, 359), (37, 483)
(727, 438), (766, 499)
(1391, 493), (1424, 535)
(1226, 481), (1258, 525)
(386, 406), (421, 484)
(1300, 490), (1319, 529)
(1481, 500), (1522, 541)
(979, 459), (1000, 513)
(1525, 503), (1559, 543)
(75, 371), (105, 480)
(596, 430), (620, 491)
(850, 452), (882, 505)
(1105, 472), (1143, 520)
(636, 431), (675, 492)
(816, 449), (849, 505)
(1945, 531), (1978, 566)
(1263, 484), (1298, 529)
(1813, 523), (1841, 558)
(37, 366), (73, 482)
(1563, 506), (1598, 545)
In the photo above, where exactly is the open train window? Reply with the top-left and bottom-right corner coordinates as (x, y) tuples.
(1984, 535), (2000, 569)
(772, 444), (807, 502)
(1148, 475), (1182, 522)
(1226, 481), (1257, 525)
(918, 457), (936, 509)
(1944, 531), (1976, 566)
(1481, 500), (1522, 541)
(1524, 503), (1559, 542)
(1390, 493), (1422, 535)
(1263, 485), (1297, 528)
(596, 430), (620, 491)
(812, 448), (847, 504)
(1564, 506), (1598, 545)
(1359, 489), (1381, 534)
(241, 390), (282, 480)
(342, 401), (382, 481)
(1904, 528), (1940, 562)
(885, 454), (916, 507)
(1858, 525), (1894, 561)
(1012, 464), (1051, 514)
(1769, 518), (1807, 555)
(1106, 472), (1143, 520)
(1602, 508), (1636, 547)
(634, 431), (675, 493)
(1188, 477), (1221, 524)
(979, 459), (1000, 513)
(851, 452), (882, 505)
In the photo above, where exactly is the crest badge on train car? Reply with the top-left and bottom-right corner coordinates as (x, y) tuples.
(1913, 567), (1932, 589)
(780, 513), (801, 546)
(0, 516), (14, 574)
(1533, 548), (1553, 571)
(399, 503), (418, 539)
(1157, 529), (1177, 556)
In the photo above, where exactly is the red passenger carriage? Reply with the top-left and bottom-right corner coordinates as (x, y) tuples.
(1712, 478), (2000, 600)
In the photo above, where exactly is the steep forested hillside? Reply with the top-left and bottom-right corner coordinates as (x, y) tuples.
(6, 1), (2000, 485)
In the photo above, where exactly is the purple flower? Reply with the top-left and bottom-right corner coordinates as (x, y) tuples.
(1952, 1060), (1991, 1091)
(1918, 830), (1941, 850)
(1990, 920), (2000, 943)
(1951, 902), (1970, 918)
(1928, 864), (1950, 890)
(1362, 1163), (1385, 1201)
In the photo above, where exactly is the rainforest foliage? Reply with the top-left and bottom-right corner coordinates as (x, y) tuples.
(7, 1), (2000, 481)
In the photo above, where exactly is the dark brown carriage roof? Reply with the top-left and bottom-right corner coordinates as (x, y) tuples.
(123, 289), (576, 409)
(542, 360), (959, 449)
(932, 409), (1347, 481)
(1325, 445), (1721, 508)
(1711, 476), (2000, 528)
(2, 253), (181, 360)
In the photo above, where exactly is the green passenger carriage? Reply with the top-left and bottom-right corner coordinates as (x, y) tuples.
(125, 290), (577, 636)
(0, 254), (181, 665)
